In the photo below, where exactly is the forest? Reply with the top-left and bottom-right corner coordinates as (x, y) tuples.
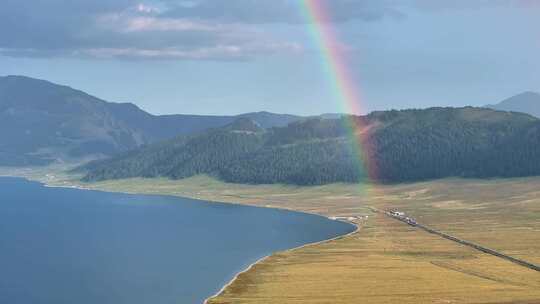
(82, 107), (540, 185)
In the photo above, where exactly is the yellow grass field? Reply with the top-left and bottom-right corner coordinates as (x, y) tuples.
(209, 214), (540, 304)
(3, 167), (539, 304)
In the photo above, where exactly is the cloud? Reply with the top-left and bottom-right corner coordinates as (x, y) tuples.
(135, 3), (161, 14)
(0, 0), (534, 61)
(79, 42), (301, 60)
(408, 0), (540, 11)
(160, 0), (405, 24)
(0, 0), (304, 60)
(99, 14), (218, 32)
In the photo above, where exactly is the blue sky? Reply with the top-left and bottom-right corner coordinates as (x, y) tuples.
(1, 0), (539, 115)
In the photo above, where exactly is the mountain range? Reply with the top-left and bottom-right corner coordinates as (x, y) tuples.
(487, 91), (540, 118)
(3, 75), (540, 186)
(82, 107), (540, 185)
(0, 76), (301, 166)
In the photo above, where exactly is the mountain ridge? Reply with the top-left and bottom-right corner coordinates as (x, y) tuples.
(0, 75), (303, 166)
(487, 91), (540, 118)
(82, 107), (540, 185)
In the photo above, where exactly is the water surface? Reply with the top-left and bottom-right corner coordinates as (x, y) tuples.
(0, 177), (354, 304)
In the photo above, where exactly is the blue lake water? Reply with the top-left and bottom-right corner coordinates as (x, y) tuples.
(0, 177), (354, 304)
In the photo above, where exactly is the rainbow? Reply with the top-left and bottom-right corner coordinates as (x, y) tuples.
(298, 0), (376, 181)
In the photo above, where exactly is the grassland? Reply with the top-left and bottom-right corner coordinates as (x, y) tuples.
(2, 167), (539, 303)
(209, 214), (540, 304)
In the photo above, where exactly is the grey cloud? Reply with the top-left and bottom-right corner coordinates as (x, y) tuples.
(0, 0), (136, 50)
(160, 0), (404, 24)
(408, 0), (540, 11)
(0, 0), (300, 60)
(0, 0), (532, 60)
(162, 0), (537, 24)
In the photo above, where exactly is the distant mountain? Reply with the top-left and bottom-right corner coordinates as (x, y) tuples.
(238, 111), (301, 128)
(0, 76), (302, 166)
(82, 107), (540, 185)
(223, 117), (265, 133)
(487, 91), (540, 118)
(319, 113), (345, 119)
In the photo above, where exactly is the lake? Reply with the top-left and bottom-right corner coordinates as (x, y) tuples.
(0, 177), (354, 304)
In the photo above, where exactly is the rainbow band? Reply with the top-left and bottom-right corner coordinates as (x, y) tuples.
(298, 0), (362, 114)
(299, 0), (376, 181)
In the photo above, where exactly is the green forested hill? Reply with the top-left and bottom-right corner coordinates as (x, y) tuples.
(82, 107), (540, 185)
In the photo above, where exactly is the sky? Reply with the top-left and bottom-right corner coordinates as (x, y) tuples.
(1, 0), (539, 116)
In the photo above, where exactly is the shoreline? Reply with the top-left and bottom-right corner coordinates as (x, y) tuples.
(204, 222), (359, 304)
(3, 169), (540, 303)
(0, 172), (359, 304)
